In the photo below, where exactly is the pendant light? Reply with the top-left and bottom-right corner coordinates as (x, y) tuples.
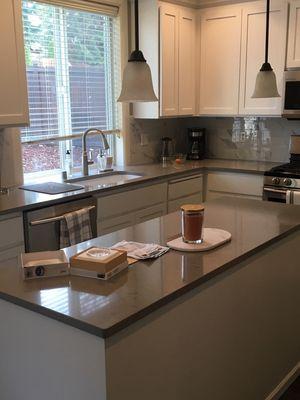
(117, 0), (158, 103)
(252, 0), (280, 98)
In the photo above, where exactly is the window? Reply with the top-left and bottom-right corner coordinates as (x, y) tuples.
(21, 0), (121, 175)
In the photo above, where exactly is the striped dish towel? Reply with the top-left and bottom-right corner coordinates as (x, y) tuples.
(60, 208), (93, 249)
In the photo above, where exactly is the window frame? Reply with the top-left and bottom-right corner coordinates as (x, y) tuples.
(21, 0), (122, 176)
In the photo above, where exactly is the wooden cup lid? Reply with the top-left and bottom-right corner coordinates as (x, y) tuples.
(180, 204), (205, 212)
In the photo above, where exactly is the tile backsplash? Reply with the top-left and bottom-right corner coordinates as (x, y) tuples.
(128, 116), (300, 164)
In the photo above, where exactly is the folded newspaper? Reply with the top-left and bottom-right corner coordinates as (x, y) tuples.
(111, 241), (169, 260)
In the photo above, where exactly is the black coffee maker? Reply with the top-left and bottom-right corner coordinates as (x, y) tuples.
(187, 128), (205, 160)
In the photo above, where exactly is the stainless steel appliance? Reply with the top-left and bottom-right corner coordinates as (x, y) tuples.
(263, 154), (300, 203)
(282, 71), (300, 119)
(187, 128), (205, 160)
(24, 196), (97, 252)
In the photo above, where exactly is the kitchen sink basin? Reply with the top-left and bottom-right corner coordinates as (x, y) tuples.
(66, 171), (143, 187)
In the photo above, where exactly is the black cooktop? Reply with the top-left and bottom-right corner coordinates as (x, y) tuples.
(265, 163), (300, 178)
(265, 154), (300, 178)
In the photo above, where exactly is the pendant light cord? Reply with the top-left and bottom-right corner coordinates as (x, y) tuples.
(128, 0), (146, 62)
(265, 0), (270, 64)
(134, 0), (139, 51)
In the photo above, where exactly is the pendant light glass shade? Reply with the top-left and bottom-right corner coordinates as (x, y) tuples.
(118, 59), (158, 102)
(252, 64), (280, 98)
(251, 0), (280, 99)
(117, 0), (158, 103)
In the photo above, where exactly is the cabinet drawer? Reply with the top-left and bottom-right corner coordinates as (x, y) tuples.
(97, 183), (168, 219)
(207, 172), (263, 197)
(135, 203), (167, 224)
(0, 246), (24, 268)
(168, 193), (203, 213)
(97, 214), (135, 236)
(168, 175), (203, 200)
(0, 215), (24, 251)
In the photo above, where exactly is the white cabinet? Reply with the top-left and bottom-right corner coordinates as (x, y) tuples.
(206, 171), (263, 201)
(134, 1), (196, 118)
(199, 6), (241, 116)
(160, 4), (179, 116)
(97, 183), (168, 235)
(168, 174), (203, 213)
(239, 0), (287, 116)
(135, 203), (167, 224)
(178, 7), (197, 115)
(0, 0), (29, 127)
(0, 246), (24, 269)
(96, 175), (204, 235)
(0, 212), (24, 268)
(286, 0), (300, 68)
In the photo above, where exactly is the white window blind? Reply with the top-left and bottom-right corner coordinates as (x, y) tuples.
(21, 0), (121, 143)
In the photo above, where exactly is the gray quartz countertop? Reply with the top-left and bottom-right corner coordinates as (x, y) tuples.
(0, 159), (278, 215)
(0, 197), (299, 338)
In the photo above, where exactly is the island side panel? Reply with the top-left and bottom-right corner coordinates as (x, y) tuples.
(105, 231), (300, 400)
(0, 301), (107, 400)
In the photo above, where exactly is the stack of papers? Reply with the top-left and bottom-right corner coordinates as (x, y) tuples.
(111, 241), (169, 260)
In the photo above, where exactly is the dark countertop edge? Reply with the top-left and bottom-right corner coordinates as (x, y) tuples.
(0, 161), (272, 216)
(1, 223), (299, 339)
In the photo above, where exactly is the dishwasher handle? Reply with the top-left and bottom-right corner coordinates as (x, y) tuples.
(30, 205), (96, 226)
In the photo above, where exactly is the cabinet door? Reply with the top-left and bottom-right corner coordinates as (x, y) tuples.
(239, 0), (287, 116)
(168, 193), (203, 213)
(206, 171), (263, 200)
(0, 246), (24, 269)
(135, 203), (167, 224)
(199, 6), (241, 115)
(97, 214), (135, 236)
(286, 0), (300, 68)
(160, 3), (179, 116)
(0, 0), (29, 126)
(178, 7), (196, 116)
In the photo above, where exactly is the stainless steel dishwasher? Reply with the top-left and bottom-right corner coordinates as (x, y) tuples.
(23, 196), (97, 252)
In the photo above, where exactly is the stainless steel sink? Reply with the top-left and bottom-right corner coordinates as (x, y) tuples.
(66, 171), (143, 187)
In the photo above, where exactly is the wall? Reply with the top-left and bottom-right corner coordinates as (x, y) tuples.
(127, 116), (300, 164)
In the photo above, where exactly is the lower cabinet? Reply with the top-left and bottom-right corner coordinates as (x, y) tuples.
(0, 246), (24, 269)
(0, 213), (24, 268)
(97, 175), (204, 235)
(168, 174), (203, 213)
(97, 183), (168, 235)
(206, 171), (264, 201)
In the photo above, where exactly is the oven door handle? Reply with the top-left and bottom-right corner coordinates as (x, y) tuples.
(263, 187), (287, 194)
(264, 187), (292, 204)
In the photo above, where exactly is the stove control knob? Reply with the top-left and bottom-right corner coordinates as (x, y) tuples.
(272, 177), (280, 185)
(283, 178), (292, 186)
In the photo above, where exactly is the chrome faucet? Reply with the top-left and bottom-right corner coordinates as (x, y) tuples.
(82, 128), (110, 176)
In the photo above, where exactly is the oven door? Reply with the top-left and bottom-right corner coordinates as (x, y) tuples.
(263, 187), (292, 203)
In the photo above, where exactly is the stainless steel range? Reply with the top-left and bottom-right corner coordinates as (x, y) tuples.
(263, 154), (300, 203)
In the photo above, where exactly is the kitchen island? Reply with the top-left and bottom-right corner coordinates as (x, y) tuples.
(0, 198), (299, 400)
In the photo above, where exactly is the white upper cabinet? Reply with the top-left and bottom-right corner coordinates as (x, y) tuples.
(133, 1), (196, 118)
(160, 3), (196, 116)
(178, 7), (196, 115)
(160, 3), (179, 116)
(0, 0), (29, 127)
(239, 0), (287, 116)
(199, 6), (242, 116)
(286, 0), (300, 68)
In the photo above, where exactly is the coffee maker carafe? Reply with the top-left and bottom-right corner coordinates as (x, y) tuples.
(187, 128), (205, 160)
